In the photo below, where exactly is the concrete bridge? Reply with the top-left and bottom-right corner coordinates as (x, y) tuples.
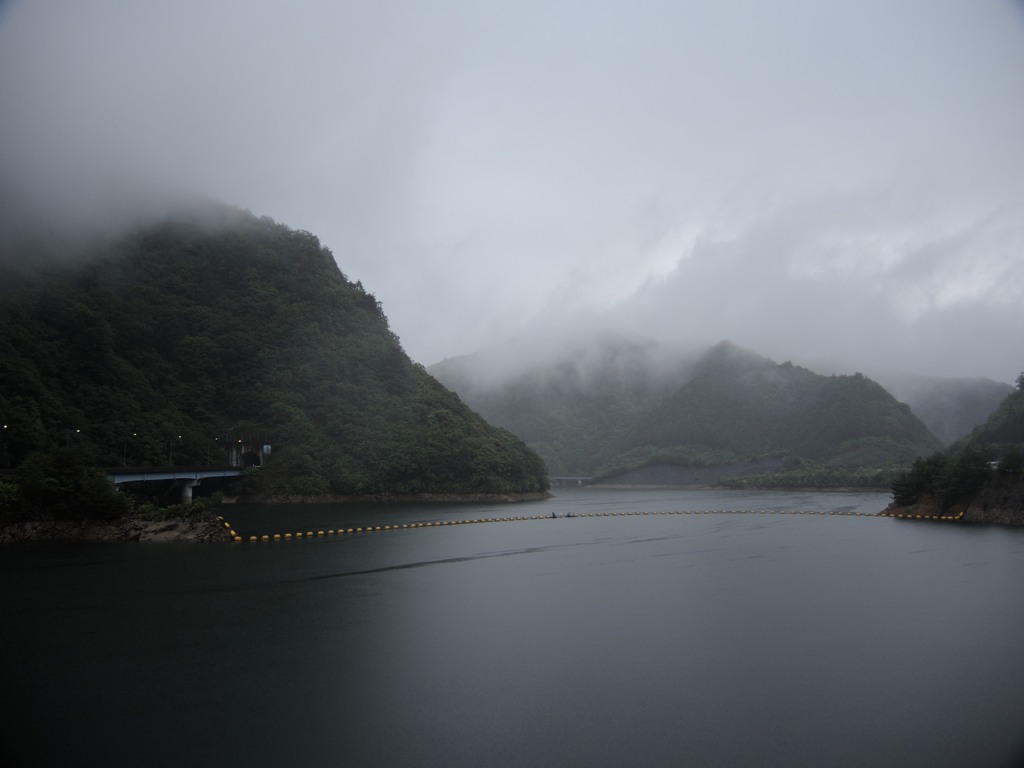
(107, 466), (246, 503)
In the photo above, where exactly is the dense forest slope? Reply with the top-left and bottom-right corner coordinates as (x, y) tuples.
(618, 344), (937, 462)
(959, 375), (1024, 450)
(0, 205), (548, 501)
(615, 342), (942, 469)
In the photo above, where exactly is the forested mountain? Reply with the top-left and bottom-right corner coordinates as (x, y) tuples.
(609, 342), (942, 476)
(434, 337), (945, 485)
(959, 374), (1024, 450)
(877, 373), (1013, 445)
(430, 335), (696, 476)
(888, 375), (1023, 521)
(0, 205), (548, 499)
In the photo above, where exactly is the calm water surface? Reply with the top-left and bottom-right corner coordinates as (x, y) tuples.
(5, 489), (1024, 767)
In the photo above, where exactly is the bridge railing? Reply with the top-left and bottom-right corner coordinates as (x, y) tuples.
(106, 466), (247, 484)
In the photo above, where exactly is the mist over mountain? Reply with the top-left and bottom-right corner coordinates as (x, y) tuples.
(431, 334), (698, 476)
(877, 373), (1014, 445)
(2, 1), (1023, 380)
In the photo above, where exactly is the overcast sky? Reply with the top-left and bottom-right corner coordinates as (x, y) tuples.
(1, 0), (1023, 382)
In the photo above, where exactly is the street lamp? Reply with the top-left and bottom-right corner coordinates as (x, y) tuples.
(168, 434), (182, 466)
(123, 432), (137, 467)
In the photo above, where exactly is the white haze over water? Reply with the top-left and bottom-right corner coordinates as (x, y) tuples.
(1, 0), (1023, 382)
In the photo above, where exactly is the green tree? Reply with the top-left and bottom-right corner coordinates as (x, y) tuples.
(891, 452), (949, 506)
(998, 445), (1022, 474)
(934, 447), (991, 509)
(17, 447), (130, 520)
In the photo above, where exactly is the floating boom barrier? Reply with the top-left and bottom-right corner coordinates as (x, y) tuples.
(215, 506), (965, 543)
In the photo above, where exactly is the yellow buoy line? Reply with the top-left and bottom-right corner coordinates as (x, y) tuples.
(878, 509), (965, 522)
(215, 506), (963, 543)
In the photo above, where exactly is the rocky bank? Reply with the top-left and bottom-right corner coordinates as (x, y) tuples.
(0, 515), (232, 544)
(881, 474), (1024, 527)
(960, 474), (1024, 527)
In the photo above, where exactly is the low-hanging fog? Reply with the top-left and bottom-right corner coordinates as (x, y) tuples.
(1, 0), (1022, 383)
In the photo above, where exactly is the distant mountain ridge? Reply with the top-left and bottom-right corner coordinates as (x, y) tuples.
(615, 341), (941, 471)
(433, 337), (957, 484)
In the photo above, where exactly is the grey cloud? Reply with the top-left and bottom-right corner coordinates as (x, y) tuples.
(1, 0), (1022, 381)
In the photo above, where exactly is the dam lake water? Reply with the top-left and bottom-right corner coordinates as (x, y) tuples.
(5, 488), (1024, 767)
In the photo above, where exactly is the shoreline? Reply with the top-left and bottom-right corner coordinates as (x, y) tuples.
(0, 515), (232, 544)
(228, 490), (553, 504)
(587, 483), (890, 493)
(9, 484), (1020, 541)
(880, 475), (1024, 527)
(1, 491), (553, 543)
(882, 498), (1024, 528)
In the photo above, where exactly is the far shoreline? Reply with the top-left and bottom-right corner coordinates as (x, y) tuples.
(585, 483), (890, 493)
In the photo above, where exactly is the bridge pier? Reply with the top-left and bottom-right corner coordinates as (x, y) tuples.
(181, 479), (199, 504)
